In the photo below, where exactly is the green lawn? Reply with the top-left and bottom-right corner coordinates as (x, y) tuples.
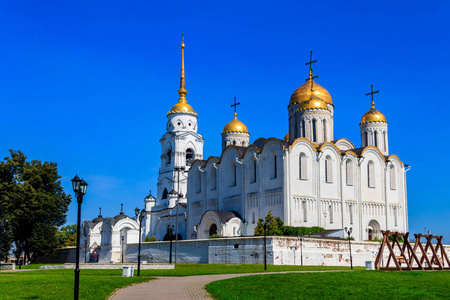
(0, 269), (151, 300)
(206, 270), (450, 300)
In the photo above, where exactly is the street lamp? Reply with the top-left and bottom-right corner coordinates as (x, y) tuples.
(71, 175), (88, 300)
(121, 236), (124, 263)
(84, 240), (87, 263)
(174, 166), (185, 264)
(135, 207), (146, 276)
(298, 235), (304, 266)
(263, 222), (267, 271)
(344, 227), (353, 270)
(167, 225), (174, 264)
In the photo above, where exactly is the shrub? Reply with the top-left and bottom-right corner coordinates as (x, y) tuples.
(209, 234), (223, 239)
(144, 235), (157, 242)
(282, 226), (324, 237)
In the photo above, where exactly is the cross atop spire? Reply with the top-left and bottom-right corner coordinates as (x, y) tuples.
(305, 51), (319, 92)
(365, 84), (379, 107)
(178, 33), (187, 103)
(120, 203), (124, 215)
(98, 207), (102, 218)
(230, 96), (241, 117)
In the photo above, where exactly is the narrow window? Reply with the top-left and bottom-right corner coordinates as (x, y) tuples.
(303, 200), (307, 222)
(312, 119), (317, 142)
(196, 170), (201, 193)
(271, 155), (277, 179)
(325, 156), (332, 183)
(350, 204), (353, 225)
(299, 153), (307, 179)
(186, 148), (195, 165)
(251, 160), (257, 183)
(329, 205), (333, 224)
(323, 119), (327, 141)
(346, 160), (353, 186)
(231, 164), (237, 187)
(252, 211), (256, 224)
(390, 165), (396, 190)
(364, 131), (368, 146)
(302, 119), (306, 138)
(368, 161), (375, 188)
(211, 167), (217, 191)
(374, 131), (378, 147)
(166, 149), (172, 165)
(162, 188), (168, 199)
(394, 206), (398, 226)
(383, 132), (387, 152)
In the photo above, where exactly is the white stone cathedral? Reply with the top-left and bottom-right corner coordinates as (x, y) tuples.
(82, 39), (409, 256)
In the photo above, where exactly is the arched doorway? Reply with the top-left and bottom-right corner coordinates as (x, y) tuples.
(367, 219), (381, 240)
(209, 224), (217, 237)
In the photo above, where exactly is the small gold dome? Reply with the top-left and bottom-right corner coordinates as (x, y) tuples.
(289, 79), (332, 107)
(168, 102), (197, 116)
(284, 133), (289, 142)
(222, 113), (249, 134)
(361, 106), (387, 124)
(297, 95), (330, 112)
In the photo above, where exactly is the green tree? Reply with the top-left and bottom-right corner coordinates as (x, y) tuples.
(0, 150), (71, 262)
(254, 210), (283, 236)
(144, 235), (157, 242)
(57, 225), (77, 247)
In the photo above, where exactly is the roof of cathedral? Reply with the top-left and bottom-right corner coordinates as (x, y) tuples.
(222, 112), (249, 134)
(289, 78), (332, 107)
(360, 104), (387, 124)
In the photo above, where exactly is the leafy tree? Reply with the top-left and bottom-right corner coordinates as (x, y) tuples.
(57, 225), (77, 247)
(144, 235), (157, 242)
(0, 150), (71, 262)
(254, 210), (283, 236)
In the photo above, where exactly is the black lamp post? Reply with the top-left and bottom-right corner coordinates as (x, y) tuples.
(71, 175), (88, 300)
(298, 235), (304, 266)
(263, 222), (267, 271)
(121, 236), (124, 263)
(344, 227), (353, 270)
(167, 225), (174, 264)
(135, 207), (146, 276)
(0, 216), (8, 263)
(84, 240), (87, 263)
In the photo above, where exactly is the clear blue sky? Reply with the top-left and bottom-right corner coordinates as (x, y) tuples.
(1, 1), (449, 240)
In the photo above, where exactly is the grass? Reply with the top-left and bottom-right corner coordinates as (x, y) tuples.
(0, 269), (151, 300)
(206, 270), (450, 300)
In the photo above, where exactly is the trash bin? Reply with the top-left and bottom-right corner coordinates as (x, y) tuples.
(365, 261), (375, 270)
(122, 266), (134, 277)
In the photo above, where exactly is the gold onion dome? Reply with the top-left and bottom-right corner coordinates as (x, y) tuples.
(297, 95), (330, 112)
(167, 33), (197, 116)
(289, 79), (332, 107)
(284, 133), (289, 142)
(222, 112), (249, 134)
(361, 104), (387, 124)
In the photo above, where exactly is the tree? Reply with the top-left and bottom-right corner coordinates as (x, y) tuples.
(57, 225), (77, 247)
(144, 235), (157, 242)
(0, 150), (71, 262)
(254, 210), (283, 236)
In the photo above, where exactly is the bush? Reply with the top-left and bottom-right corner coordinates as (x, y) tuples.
(144, 235), (157, 242)
(209, 234), (223, 239)
(282, 226), (324, 237)
(255, 211), (324, 237)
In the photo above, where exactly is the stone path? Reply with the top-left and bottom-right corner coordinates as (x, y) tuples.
(109, 270), (349, 300)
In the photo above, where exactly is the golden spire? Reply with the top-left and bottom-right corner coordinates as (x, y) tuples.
(178, 33), (187, 103)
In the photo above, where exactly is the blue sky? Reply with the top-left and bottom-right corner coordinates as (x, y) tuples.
(1, 1), (449, 240)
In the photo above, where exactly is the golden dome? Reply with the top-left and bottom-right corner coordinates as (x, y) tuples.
(361, 106), (387, 124)
(284, 133), (289, 142)
(222, 113), (249, 134)
(168, 102), (197, 116)
(297, 95), (330, 112)
(289, 79), (332, 107)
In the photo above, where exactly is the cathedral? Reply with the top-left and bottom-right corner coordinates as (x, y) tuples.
(82, 37), (409, 262)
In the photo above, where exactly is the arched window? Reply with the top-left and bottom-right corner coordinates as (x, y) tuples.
(299, 153), (307, 179)
(252, 211), (256, 224)
(302, 119), (306, 138)
(233, 140), (236, 145)
(162, 188), (168, 199)
(329, 204), (333, 224)
(230, 163), (237, 187)
(368, 161), (375, 188)
(196, 170), (201, 193)
(390, 165), (396, 190)
(166, 149), (172, 165)
(186, 148), (195, 165)
(364, 131), (368, 146)
(325, 156), (332, 183)
(374, 131), (378, 147)
(346, 160), (353, 186)
(323, 119), (327, 141)
(250, 160), (257, 183)
(383, 131), (387, 152)
(211, 167), (217, 191)
(271, 155), (277, 179)
(312, 119), (317, 142)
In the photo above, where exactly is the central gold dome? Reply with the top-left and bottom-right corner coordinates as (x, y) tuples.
(289, 79), (332, 107)
(361, 106), (387, 124)
(222, 113), (249, 134)
(168, 102), (197, 116)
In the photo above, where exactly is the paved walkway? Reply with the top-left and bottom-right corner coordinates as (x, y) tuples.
(109, 270), (348, 300)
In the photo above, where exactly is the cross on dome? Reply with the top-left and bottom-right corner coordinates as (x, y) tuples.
(365, 84), (379, 107)
(230, 96), (241, 116)
(305, 51), (319, 92)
